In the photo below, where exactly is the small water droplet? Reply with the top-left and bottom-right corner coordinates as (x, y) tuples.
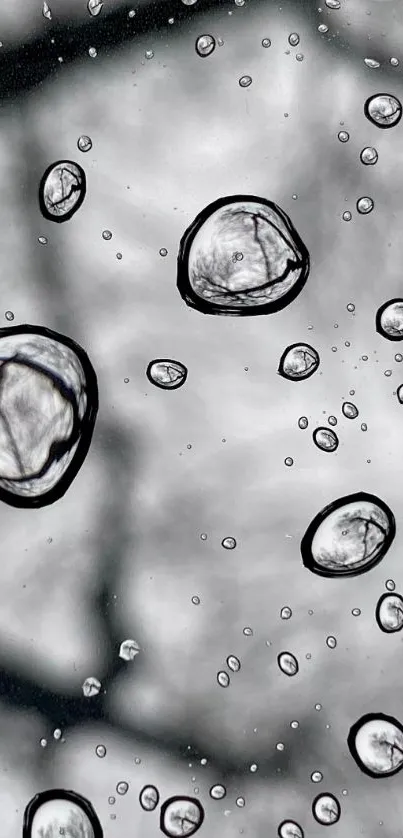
(280, 606), (292, 620)
(364, 57), (380, 69)
(357, 196), (374, 215)
(145, 49), (154, 59)
(318, 23), (329, 33)
(217, 671), (230, 688)
(4, 311), (14, 321)
(116, 781), (129, 795)
(385, 579), (396, 591)
(311, 770), (323, 783)
(338, 130), (349, 142)
(119, 639), (140, 661)
(210, 784), (226, 800)
(328, 416), (337, 426)
(40, 738), (47, 748)
(239, 75), (252, 87)
(53, 728), (62, 740)
(200, 533), (207, 540)
(352, 608), (361, 616)
(278, 651), (299, 676)
(325, 0), (340, 8)
(38, 235), (48, 245)
(96, 744), (106, 757)
(108, 796), (115, 805)
(191, 595), (200, 605)
(88, 47), (97, 58)
(262, 38), (271, 47)
(250, 763), (258, 772)
(87, 0), (103, 16)
(77, 135), (92, 153)
(390, 56), (399, 66)
(276, 742), (285, 751)
(315, 703), (322, 711)
(236, 797), (245, 807)
(159, 247), (168, 256)
(342, 401), (358, 419)
(346, 302), (355, 312)
(284, 457), (294, 467)
(82, 676), (101, 697)
(227, 655), (241, 672)
(326, 635), (337, 649)
(288, 32), (300, 46)
(222, 536), (236, 549)
(290, 720), (299, 729)
(360, 146), (378, 166)
(195, 34), (216, 57)
(298, 416), (308, 429)
(342, 211), (352, 221)
(361, 422), (368, 431)
(243, 626), (253, 636)
(102, 230), (112, 240)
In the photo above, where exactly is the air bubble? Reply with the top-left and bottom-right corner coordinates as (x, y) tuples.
(338, 131), (349, 142)
(87, 0), (103, 15)
(365, 94), (402, 128)
(95, 744), (106, 757)
(301, 492), (395, 578)
(315, 703), (322, 711)
(276, 743), (285, 751)
(390, 57), (399, 66)
(39, 161), (86, 222)
(217, 671), (230, 688)
(397, 385), (403, 403)
(77, 135), (92, 153)
(278, 343), (319, 381)
(4, 311), (14, 321)
(239, 75), (252, 87)
(243, 626), (253, 636)
(376, 593), (403, 632)
(278, 651), (299, 676)
(222, 536), (237, 549)
(326, 635), (337, 649)
(284, 457), (294, 467)
(146, 359), (187, 389)
(357, 196), (374, 215)
(108, 797), (115, 805)
(278, 821), (304, 838)
(102, 230), (112, 240)
(119, 639), (140, 661)
(159, 248), (168, 257)
(348, 713), (403, 777)
(311, 771), (323, 783)
(342, 401), (358, 419)
(140, 785), (160, 811)
(262, 38), (271, 47)
(227, 655), (241, 672)
(192, 596), (200, 605)
(195, 34), (216, 57)
(386, 579), (396, 591)
(352, 608), (361, 616)
(298, 416), (308, 429)
(342, 211), (352, 221)
(38, 236), (48, 245)
(210, 784), (226, 800)
(280, 606), (292, 620)
(313, 427), (339, 453)
(160, 797), (205, 837)
(288, 33), (300, 46)
(53, 728), (62, 740)
(290, 720), (299, 729)
(82, 677), (101, 697)
(116, 782), (129, 796)
(328, 416), (337, 426)
(360, 146), (378, 166)
(312, 793), (340, 825)
(40, 738), (47, 748)
(361, 423), (367, 431)
(377, 299), (403, 341)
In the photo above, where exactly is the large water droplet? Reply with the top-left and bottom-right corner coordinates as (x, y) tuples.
(39, 161), (86, 222)
(348, 713), (403, 777)
(278, 343), (319, 380)
(209, 784), (226, 800)
(139, 785), (159, 811)
(312, 427), (339, 453)
(364, 94), (402, 128)
(278, 821), (304, 838)
(376, 299), (403, 340)
(357, 196), (374, 215)
(312, 793), (340, 825)
(160, 797), (205, 837)
(376, 593), (403, 632)
(342, 401), (358, 419)
(360, 146), (378, 166)
(278, 651), (299, 676)
(195, 34), (216, 57)
(146, 359), (188, 389)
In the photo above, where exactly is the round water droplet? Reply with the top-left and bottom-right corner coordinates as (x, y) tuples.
(288, 33), (300, 46)
(210, 784), (226, 800)
(311, 771), (323, 783)
(276, 742), (285, 751)
(116, 781), (129, 796)
(243, 626), (253, 636)
(364, 58), (380, 69)
(376, 299), (403, 341)
(139, 785), (160, 811)
(385, 369), (392, 377)
(95, 743), (106, 757)
(262, 37), (271, 47)
(26, 793), (101, 836)
(108, 796), (115, 805)
(301, 492), (395, 578)
(342, 401), (358, 419)
(195, 34), (216, 57)
(365, 93), (402, 128)
(88, 0), (103, 15)
(298, 416), (308, 429)
(40, 738), (47, 748)
(227, 655), (241, 672)
(77, 135), (92, 153)
(278, 821), (304, 838)
(284, 457), (294, 467)
(4, 311), (14, 321)
(53, 728), (62, 740)
(395, 353), (403, 362)
(376, 592), (403, 632)
(278, 651), (299, 676)
(39, 161), (86, 222)
(222, 536), (236, 549)
(280, 606), (292, 620)
(313, 427), (339, 453)
(278, 343), (320, 380)
(338, 131), (349, 142)
(147, 359), (187, 389)
(312, 793), (340, 825)
(315, 703), (322, 711)
(159, 248), (168, 257)
(160, 797), (205, 838)
(239, 75), (252, 87)
(88, 47), (97, 58)
(357, 196), (374, 215)
(102, 230), (112, 240)
(360, 146), (378, 166)
(290, 720), (299, 729)
(342, 211), (352, 221)
(326, 635), (337, 649)
(82, 676), (101, 697)
(200, 533), (207, 540)
(386, 579), (396, 591)
(217, 671), (230, 688)
(318, 23), (329, 33)
(236, 797), (245, 807)
(346, 302), (355, 312)
(328, 416), (337, 426)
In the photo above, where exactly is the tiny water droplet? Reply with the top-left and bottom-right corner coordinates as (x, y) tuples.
(239, 75), (252, 87)
(217, 671), (230, 688)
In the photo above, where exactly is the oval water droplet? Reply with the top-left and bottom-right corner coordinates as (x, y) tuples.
(195, 34), (216, 57)
(278, 651), (299, 676)
(312, 427), (339, 453)
(278, 343), (320, 380)
(376, 593), (403, 632)
(146, 359), (188, 389)
(312, 793), (340, 825)
(365, 94), (402, 128)
(348, 713), (403, 777)
(360, 146), (378, 166)
(210, 784), (226, 800)
(342, 401), (358, 419)
(357, 196), (374, 215)
(139, 785), (160, 811)
(226, 655), (241, 672)
(222, 536), (237, 549)
(160, 797), (205, 837)
(217, 671), (230, 688)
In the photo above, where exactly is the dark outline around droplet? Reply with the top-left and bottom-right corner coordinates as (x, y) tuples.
(177, 194), (310, 317)
(195, 34), (216, 57)
(376, 298), (403, 341)
(300, 492), (396, 578)
(311, 792), (341, 826)
(159, 796), (205, 838)
(278, 343), (319, 381)
(39, 160), (87, 223)
(277, 651), (299, 676)
(312, 427), (339, 453)
(0, 324), (98, 509)
(364, 94), (402, 129)
(375, 592), (403, 633)
(139, 784), (160, 811)
(277, 819), (305, 838)
(347, 712), (403, 779)
(146, 359), (188, 390)
(22, 788), (104, 838)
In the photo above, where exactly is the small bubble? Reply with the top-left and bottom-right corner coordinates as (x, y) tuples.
(385, 579), (396, 591)
(357, 196), (374, 215)
(342, 211), (352, 221)
(222, 536), (236, 550)
(345, 341), (351, 347)
(276, 742), (285, 751)
(318, 23), (329, 32)
(349, 389), (355, 396)
(239, 75), (252, 87)
(116, 781), (129, 796)
(124, 377), (129, 384)
(200, 533), (207, 540)
(227, 655), (241, 672)
(325, 0), (340, 7)
(116, 252), (122, 260)
(361, 422), (368, 431)
(262, 38), (271, 47)
(390, 57), (399, 67)
(298, 416), (308, 429)
(102, 230), (112, 240)
(159, 248), (168, 257)
(395, 353), (403, 362)
(352, 608), (361, 616)
(280, 606), (292, 620)
(295, 53), (304, 61)
(119, 639), (140, 661)
(217, 671), (230, 688)
(385, 369), (392, 377)
(338, 130), (349, 142)
(311, 771), (323, 783)
(250, 763), (258, 772)
(360, 146), (378, 166)
(128, 9), (136, 17)
(38, 235), (48, 245)
(77, 135), (92, 153)
(362, 355), (368, 361)
(342, 789), (348, 796)
(82, 676), (101, 697)
(313, 793), (340, 825)
(346, 302), (355, 312)
(96, 744), (106, 758)
(288, 32), (300, 46)
(236, 797), (245, 808)
(40, 738), (47, 748)
(210, 784), (226, 800)
(328, 416), (337, 426)
(201, 758), (207, 765)
(195, 34), (216, 57)
(284, 457), (294, 467)
(192, 595), (200, 605)
(313, 427), (339, 453)
(306, 653), (312, 659)
(88, 47), (97, 58)
(53, 728), (62, 740)
(278, 651), (299, 676)
(243, 626), (253, 636)
(4, 311), (14, 321)
(290, 720), (299, 729)
(342, 401), (358, 419)
(108, 796), (116, 805)
(326, 635), (337, 649)
(315, 703), (322, 711)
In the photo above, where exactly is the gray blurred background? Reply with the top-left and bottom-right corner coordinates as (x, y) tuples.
(1, 0), (403, 835)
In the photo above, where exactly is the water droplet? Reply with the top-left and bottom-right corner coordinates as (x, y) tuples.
(362, 355), (368, 361)
(328, 416), (337, 426)
(102, 230), (112, 240)
(376, 593), (403, 632)
(200, 533), (207, 540)
(159, 247), (168, 257)
(278, 343), (320, 380)
(385, 369), (392, 377)
(326, 635), (337, 649)
(325, 0), (340, 8)
(318, 23), (329, 33)
(312, 793), (340, 825)
(278, 651), (299, 676)
(397, 385), (403, 403)
(236, 797), (245, 807)
(108, 796), (116, 805)
(280, 606), (292, 620)
(360, 146), (378, 166)
(145, 49), (154, 59)
(160, 797), (205, 837)
(262, 38), (271, 47)
(301, 492), (395, 578)
(361, 422), (367, 431)
(116, 781), (129, 796)
(365, 94), (402, 128)
(77, 135), (92, 153)
(357, 196), (374, 215)
(195, 34), (216, 57)
(276, 742), (285, 751)
(315, 703), (322, 711)
(342, 789), (348, 796)
(139, 785), (160, 811)
(239, 75), (252, 87)
(284, 457), (294, 467)
(298, 416), (308, 429)
(40, 738), (47, 748)
(119, 639), (140, 661)
(4, 311), (14, 321)
(227, 655), (241, 672)
(377, 299), (403, 341)
(311, 771), (323, 783)
(352, 607), (361, 616)
(210, 784), (226, 800)
(87, 0), (103, 15)
(346, 303), (355, 313)
(39, 161), (86, 222)
(222, 536), (237, 550)
(243, 626), (253, 636)
(296, 53), (304, 61)
(313, 427), (339, 453)
(53, 728), (62, 740)
(288, 33), (300, 46)
(364, 57), (380, 69)
(217, 671), (230, 688)
(82, 676), (101, 697)
(146, 359), (187, 389)
(38, 235), (48, 245)
(290, 720), (299, 729)
(342, 401), (358, 419)
(386, 579), (396, 591)
(96, 744), (106, 757)
(338, 130), (349, 142)
(88, 47), (97, 58)
(278, 821), (304, 838)
(134, 757), (141, 764)
(342, 211), (352, 221)
(42, 1), (52, 19)
(181, 0), (198, 4)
